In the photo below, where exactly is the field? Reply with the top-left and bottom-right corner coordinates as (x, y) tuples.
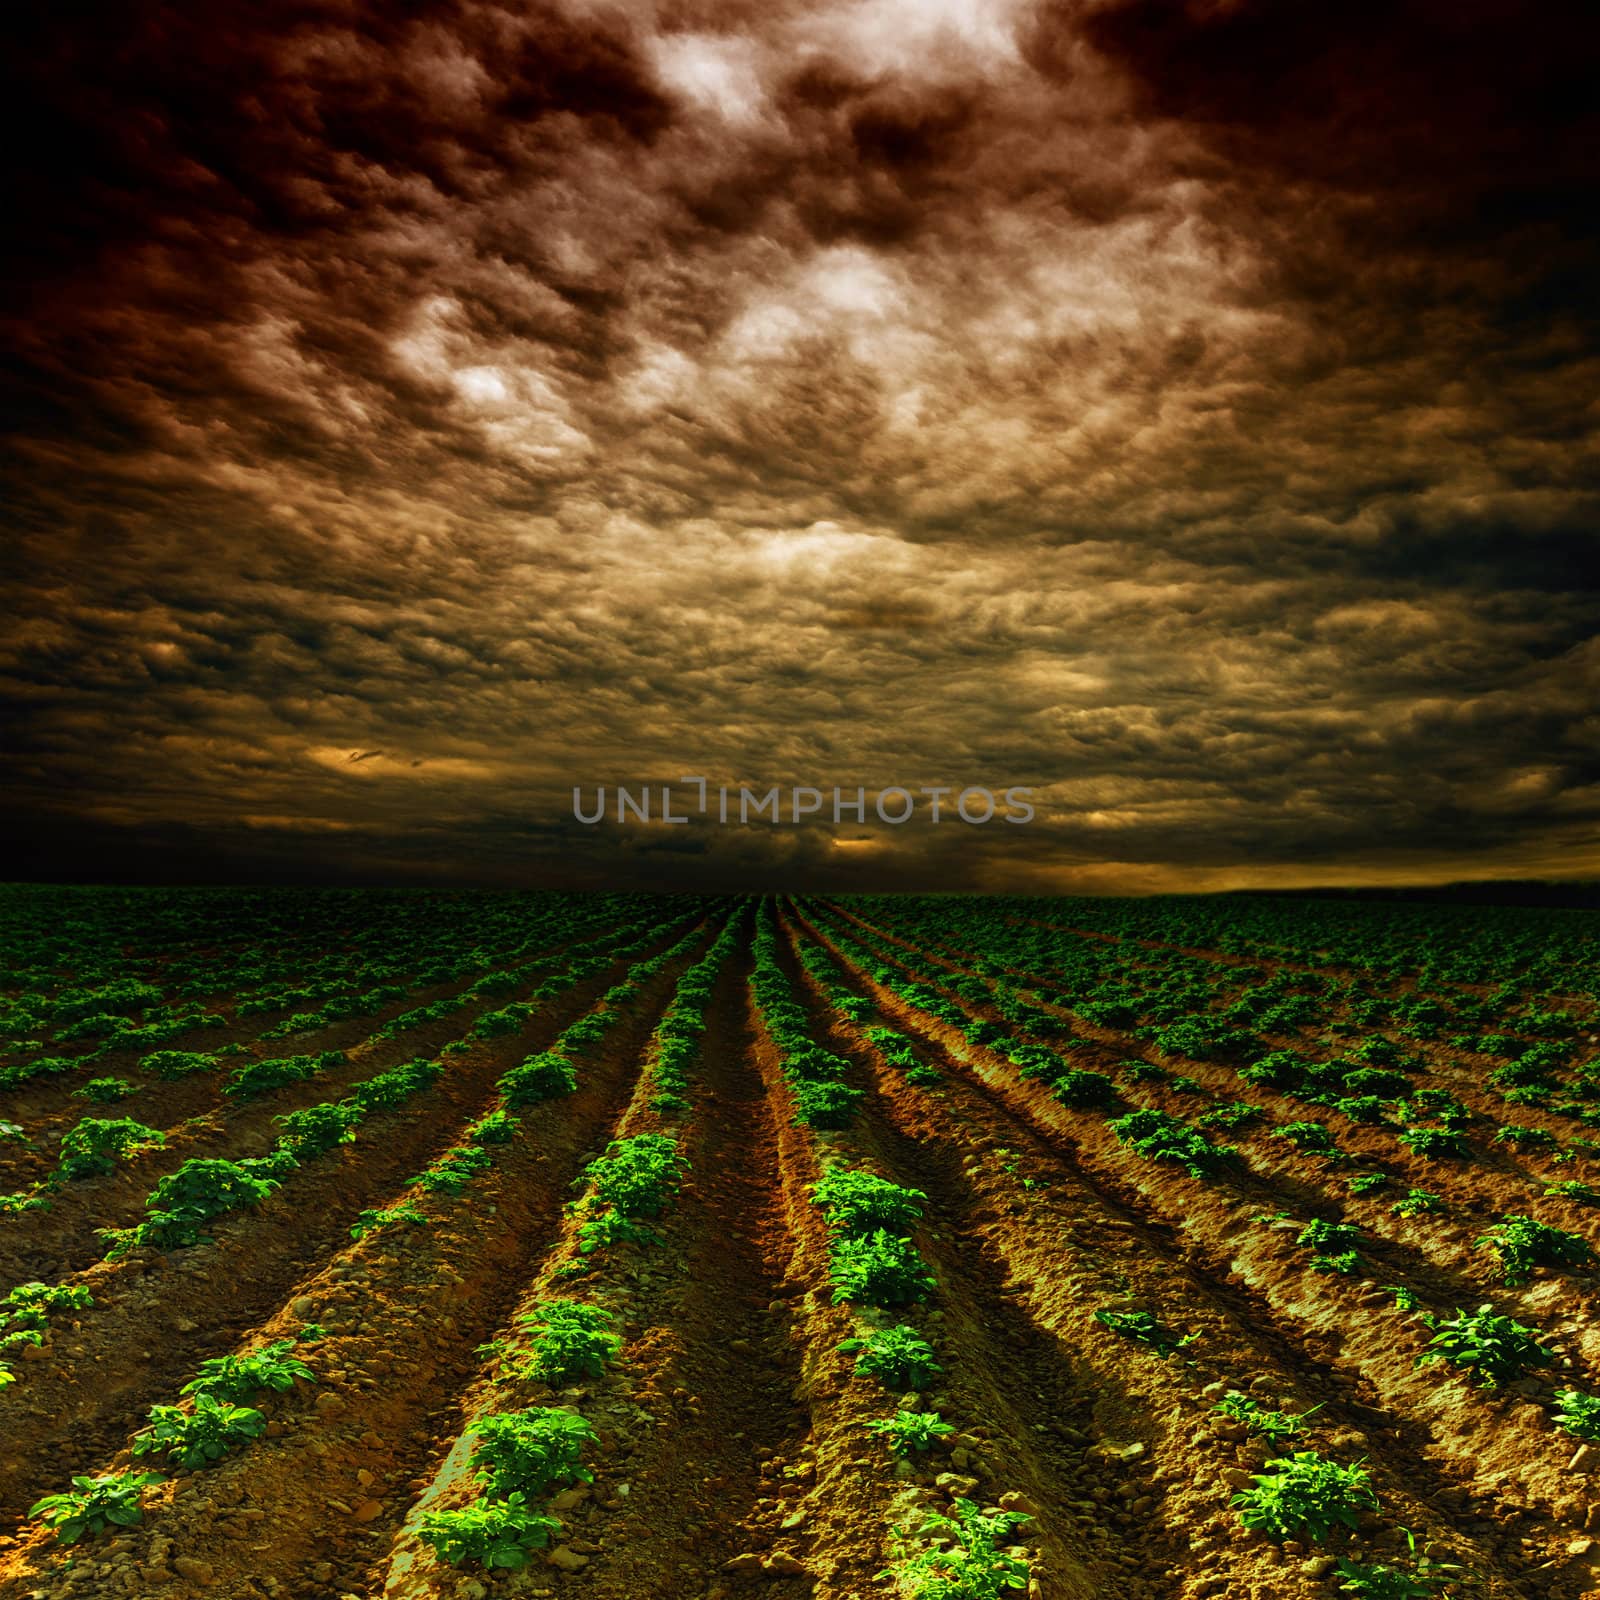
(1, 887), (1599, 1600)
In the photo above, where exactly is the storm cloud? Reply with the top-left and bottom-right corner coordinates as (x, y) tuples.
(3, 0), (1598, 891)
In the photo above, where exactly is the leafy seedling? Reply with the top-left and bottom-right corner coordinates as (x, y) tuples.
(182, 1340), (314, 1401)
(28, 1472), (165, 1544)
(468, 1408), (596, 1499)
(1475, 1215), (1592, 1286)
(1094, 1308), (1197, 1357)
(867, 1409), (956, 1457)
(516, 1300), (623, 1384)
(839, 1325), (942, 1391)
(1231, 1451), (1379, 1542)
(418, 1493), (561, 1569)
(350, 1202), (430, 1241)
(829, 1230), (937, 1307)
(1333, 1528), (1461, 1597)
(131, 1393), (266, 1469)
(880, 1497), (1031, 1600)
(1416, 1308), (1555, 1389)
(810, 1168), (927, 1235)
(1552, 1389), (1600, 1442)
(1213, 1391), (1322, 1442)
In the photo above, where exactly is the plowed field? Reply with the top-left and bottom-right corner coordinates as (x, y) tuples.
(2, 886), (1598, 1600)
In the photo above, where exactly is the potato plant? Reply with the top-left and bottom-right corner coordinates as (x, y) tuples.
(1231, 1451), (1379, 1542)
(811, 1168), (927, 1235)
(182, 1339), (315, 1401)
(829, 1230), (938, 1307)
(880, 1497), (1032, 1600)
(468, 1407), (596, 1499)
(1475, 1214), (1592, 1285)
(418, 1493), (561, 1569)
(516, 1299), (623, 1383)
(28, 1472), (165, 1544)
(132, 1393), (267, 1468)
(839, 1325), (942, 1391)
(1415, 1308), (1555, 1389)
(867, 1409), (955, 1457)
(53, 1116), (164, 1182)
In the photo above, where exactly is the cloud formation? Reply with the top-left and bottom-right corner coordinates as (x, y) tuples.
(3, 0), (1598, 891)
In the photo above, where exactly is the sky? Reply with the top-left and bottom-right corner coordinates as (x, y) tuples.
(3, 0), (1599, 894)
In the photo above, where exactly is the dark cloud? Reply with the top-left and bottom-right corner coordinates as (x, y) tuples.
(1, 0), (1597, 892)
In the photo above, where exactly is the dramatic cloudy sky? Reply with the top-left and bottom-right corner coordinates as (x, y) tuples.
(3, 0), (1598, 893)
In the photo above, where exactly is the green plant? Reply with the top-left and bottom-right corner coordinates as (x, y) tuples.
(583, 1134), (688, 1216)
(1391, 1188), (1444, 1217)
(1213, 1391), (1322, 1441)
(1094, 1308), (1197, 1357)
(1494, 1124), (1556, 1149)
(1231, 1451), (1379, 1542)
(74, 1077), (137, 1103)
(829, 1230), (937, 1306)
(1475, 1214), (1592, 1285)
(153, 1157), (279, 1217)
(418, 1493), (560, 1569)
(867, 1409), (955, 1457)
(1120, 1059), (1169, 1084)
(1416, 1308), (1555, 1388)
(1397, 1090), (1470, 1128)
(1274, 1121), (1341, 1157)
(811, 1168), (926, 1235)
(139, 1050), (219, 1080)
(1396, 1126), (1469, 1160)
(1198, 1100), (1265, 1130)
(499, 1052), (576, 1105)
(1347, 1172), (1389, 1196)
(350, 1202), (430, 1240)
(412, 1144), (493, 1195)
(28, 1472), (165, 1544)
(1553, 1389), (1600, 1441)
(516, 1300), (623, 1384)
(1298, 1218), (1362, 1255)
(468, 1407), (595, 1499)
(790, 1076), (865, 1128)
(574, 1206), (662, 1255)
(469, 1110), (521, 1144)
(838, 1325), (942, 1391)
(274, 1101), (360, 1157)
(345, 1057), (443, 1112)
(4, 1280), (95, 1322)
(131, 1393), (266, 1468)
(880, 1497), (1031, 1599)
(1109, 1107), (1236, 1179)
(1333, 1528), (1460, 1596)
(1332, 1559), (1440, 1598)
(182, 1340), (314, 1401)
(54, 1117), (165, 1181)
(223, 1050), (343, 1098)
(1050, 1068), (1118, 1109)
(1545, 1180), (1600, 1203)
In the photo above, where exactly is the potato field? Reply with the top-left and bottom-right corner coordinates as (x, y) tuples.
(2, 886), (1599, 1600)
